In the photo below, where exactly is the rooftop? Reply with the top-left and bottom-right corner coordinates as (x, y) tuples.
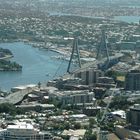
(130, 104), (140, 111)
(111, 110), (126, 119)
(108, 133), (120, 140)
(51, 90), (94, 97)
(62, 129), (86, 137)
(7, 122), (34, 130)
(12, 84), (37, 90)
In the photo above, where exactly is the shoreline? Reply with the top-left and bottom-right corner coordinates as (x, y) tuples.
(0, 42), (68, 91)
(0, 55), (22, 72)
(0, 55), (13, 60)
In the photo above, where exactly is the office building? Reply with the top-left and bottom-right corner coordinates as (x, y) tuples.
(74, 68), (104, 85)
(127, 104), (140, 130)
(125, 70), (140, 91)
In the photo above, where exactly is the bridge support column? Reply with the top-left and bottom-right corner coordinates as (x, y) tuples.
(67, 37), (81, 73)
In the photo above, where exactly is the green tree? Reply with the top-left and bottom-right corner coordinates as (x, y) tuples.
(73, 122), (81, 129)
(0, 103), (24, 116)
(38, 82), (41, 89)
(35, 105), (42, 112)
(61, 135), (69, 140)
(89, 118), (96, 128)
(110, 96), (133, 110)
(84, 129), (97, 140)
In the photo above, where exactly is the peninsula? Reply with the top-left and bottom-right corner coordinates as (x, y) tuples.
(0, 48), (22, 71)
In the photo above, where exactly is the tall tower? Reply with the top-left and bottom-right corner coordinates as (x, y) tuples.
(67, 37), (81, 73)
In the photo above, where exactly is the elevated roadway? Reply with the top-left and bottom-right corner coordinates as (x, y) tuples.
(72, 53), (124, 73)
(0, 53), (123, 105)
(0, 87), (36, 105)
(62, 53), (123, 80)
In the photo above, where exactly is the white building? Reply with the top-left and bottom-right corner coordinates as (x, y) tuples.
(49, 90), (95, 105)
(0, 122), (52, 140)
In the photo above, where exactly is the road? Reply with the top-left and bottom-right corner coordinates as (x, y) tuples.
(0, 53), (123, 105)
(73, 53), (123, 73)
(0, 87), (35, 105)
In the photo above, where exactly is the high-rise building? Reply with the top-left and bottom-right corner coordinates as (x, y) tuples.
(74, 68), (104, 85)
(127, 104), (140, 130)
(125, 70), (140, 91)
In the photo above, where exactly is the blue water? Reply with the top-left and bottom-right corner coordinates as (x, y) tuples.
(114, 16), (140, 24)
(50, 12), (140, 24)
(0, 42), (68, 91)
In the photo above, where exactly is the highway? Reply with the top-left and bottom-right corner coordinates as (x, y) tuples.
(0, 53), (123, 105)
(72, 53), (124, 73)
(0, 88), (35, 105)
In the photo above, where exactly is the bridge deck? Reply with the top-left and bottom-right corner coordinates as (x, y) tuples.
(0, 88), (35, 105)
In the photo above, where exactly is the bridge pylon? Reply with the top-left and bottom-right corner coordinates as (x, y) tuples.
(67, 37), (81, 73)
(96, 29), (110, 70)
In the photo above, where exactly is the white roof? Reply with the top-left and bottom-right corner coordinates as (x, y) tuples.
(70, 136), (80, 140)
(111, 110), (126, 119)
(62, 129), (86, 137)
(71, 114), (87, 118)
(7, 122), (34, 130)
(12, 84), (37, 90)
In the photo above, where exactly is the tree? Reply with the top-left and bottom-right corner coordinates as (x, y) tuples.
(73, 122), (81, 129)
(110, 96), (133, 110)
(88, 134), (97, 140)
(35, 105), (42, 112)
(89, 118), (96, 128)
(63, 122), (70, 130)
(38, 82), (41, 89)
(0, 103), (24, 116)
(84, 129), (97, 140)
(61, 135), (69, 140)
